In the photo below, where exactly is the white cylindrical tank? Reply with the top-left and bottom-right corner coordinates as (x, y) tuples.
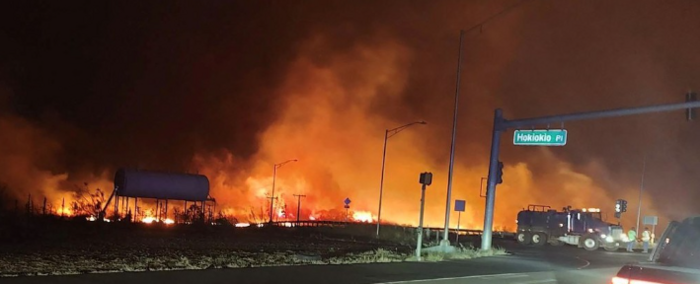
(114, 168), (210, 201)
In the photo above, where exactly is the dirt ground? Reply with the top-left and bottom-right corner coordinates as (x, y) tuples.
(0, 214), (510, 277)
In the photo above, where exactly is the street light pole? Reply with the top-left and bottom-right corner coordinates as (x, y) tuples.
(442, 30), (465, 246)
(376, 120), (427, 237)
(376, 130), (389, 236)
(269, 159), (298, 223)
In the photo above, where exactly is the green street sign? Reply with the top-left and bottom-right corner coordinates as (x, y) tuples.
(513, 129), (567, 146)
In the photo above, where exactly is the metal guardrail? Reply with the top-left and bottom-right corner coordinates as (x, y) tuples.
(254, 220), (515, 238)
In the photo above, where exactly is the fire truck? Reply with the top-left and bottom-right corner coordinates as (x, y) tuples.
(515, 204), (626, 251)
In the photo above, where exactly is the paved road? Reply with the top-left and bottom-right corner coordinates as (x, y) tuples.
(0, 241), (649, 284)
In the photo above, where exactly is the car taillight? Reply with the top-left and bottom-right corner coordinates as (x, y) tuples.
(612, 276), (664, 284)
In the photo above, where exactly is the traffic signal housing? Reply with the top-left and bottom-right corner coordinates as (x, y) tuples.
(615, 199), (628, 214)
(419, 172), (433, 186)
(496, 161), (504, 184)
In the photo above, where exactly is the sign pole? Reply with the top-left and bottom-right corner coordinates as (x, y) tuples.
(416, 172), (433, 261)
(455, 211), (461, 244)
(482, 109), (503, 251)
(416, 183), (427, 261)
(344, 198), (351, 223)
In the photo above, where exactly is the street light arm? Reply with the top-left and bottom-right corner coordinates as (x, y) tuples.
(269, 158), (298, 223)
(386, 121), (426, 138)
(275, 159), (298, 169)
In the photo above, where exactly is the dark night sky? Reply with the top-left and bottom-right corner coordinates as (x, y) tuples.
(2, 0), (700, 226)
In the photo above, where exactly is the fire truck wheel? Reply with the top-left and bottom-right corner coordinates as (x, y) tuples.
(531, 232), (547, 246)
(516, 232), (531, 245)
(581, 234), (600, 251)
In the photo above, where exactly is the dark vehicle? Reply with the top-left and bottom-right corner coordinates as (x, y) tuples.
(516, 204), (626, 251)
(612, 216), (700, 284)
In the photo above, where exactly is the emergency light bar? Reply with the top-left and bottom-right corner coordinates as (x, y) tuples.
(581, 208), (601, 212)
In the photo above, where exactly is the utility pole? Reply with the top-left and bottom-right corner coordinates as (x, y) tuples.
(293, 194), (306, 224)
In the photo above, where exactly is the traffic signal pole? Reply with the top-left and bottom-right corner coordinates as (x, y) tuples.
(481, 98), (700, 251)
(482, 109), (504, 251)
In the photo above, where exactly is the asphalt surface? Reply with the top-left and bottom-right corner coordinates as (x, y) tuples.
(0, 241), (649, 284)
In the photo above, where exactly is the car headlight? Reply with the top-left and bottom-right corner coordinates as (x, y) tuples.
(600, 234), (607, 239)
(606, 236), (614, 243)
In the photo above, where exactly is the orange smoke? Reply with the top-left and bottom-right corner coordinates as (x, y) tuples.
(0, 32), (663, 233)
(191, 33), (659, 231)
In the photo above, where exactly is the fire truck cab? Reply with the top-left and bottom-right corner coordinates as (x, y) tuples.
(516, 204), (626, 251)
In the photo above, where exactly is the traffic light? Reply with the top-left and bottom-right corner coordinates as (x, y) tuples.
(615, 199), (628, 213)
(686, 91), (697, 121)
(496, 161), (504, 184)
(419, 172), (433, 186)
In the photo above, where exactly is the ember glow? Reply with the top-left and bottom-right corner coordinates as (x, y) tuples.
(352, 211), (374, 223)
(141, 217), (156, 224)
(56, 207), (72, 217)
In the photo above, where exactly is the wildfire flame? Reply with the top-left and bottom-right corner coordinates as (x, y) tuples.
(352, 211), (374, 223)
(141, 217), (156, 224)
(235, 222), (250, 228)
(56, 207), (73, 217)
(277, 208), (285, 218)
(140, 216), (174, 225)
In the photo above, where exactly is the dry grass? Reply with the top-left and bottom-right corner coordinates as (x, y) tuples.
(406, 244), (509, 262)
(0, 221), (508, 277)
(0, 245), (508, 276)
(327, 248), (407, 264)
